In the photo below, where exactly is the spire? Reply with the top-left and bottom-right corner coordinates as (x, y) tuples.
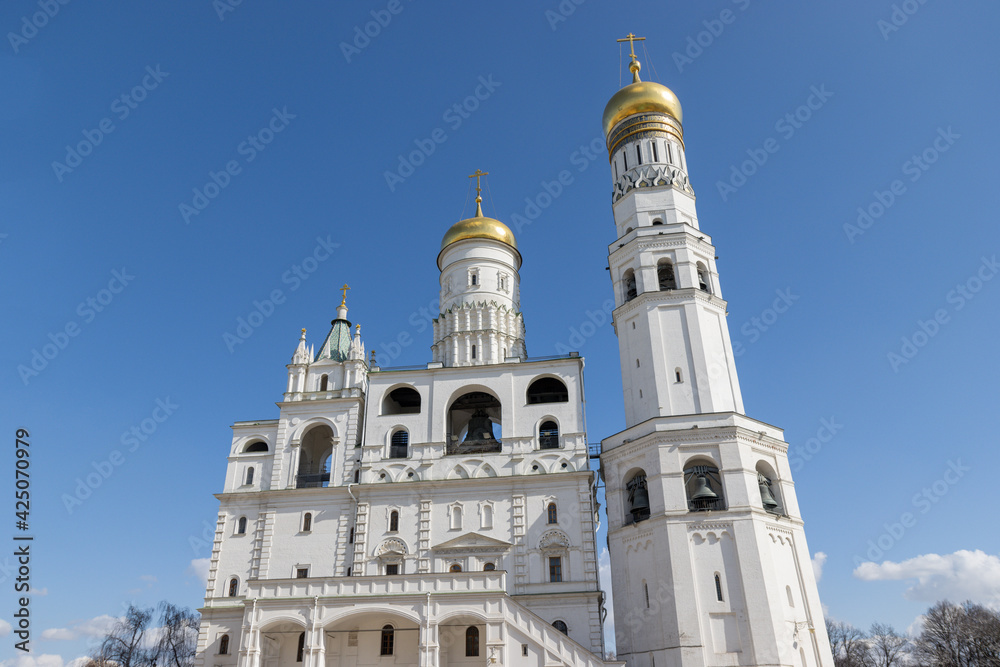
(291, 328), (311, 364)
(316, 283), (353, 362)
(469, 169), (488, 217)
(617, 33), (645, 83)
(349, 323), (366, 361)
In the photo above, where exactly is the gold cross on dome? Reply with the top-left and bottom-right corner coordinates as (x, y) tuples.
(339, 283), (350, 307)
(617, 32), (645, 63)
(468, 169), (489, 198)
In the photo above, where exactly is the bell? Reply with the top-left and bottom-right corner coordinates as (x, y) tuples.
(462, 409), (498, 443)
(629, 485), (650, 515)
(759, 480), (779, 511)
(691, 474), (718, 501)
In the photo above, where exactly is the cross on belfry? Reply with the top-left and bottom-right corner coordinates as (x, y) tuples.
(617, 32), (645, 63)
(468, 169), (489, 198)
(339, 283), (350, 307)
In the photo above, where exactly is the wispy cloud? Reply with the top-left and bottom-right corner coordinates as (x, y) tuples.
(854, 549), (1000, 608)
(188, 558), (210, 587)
(812, 551), (828, 583)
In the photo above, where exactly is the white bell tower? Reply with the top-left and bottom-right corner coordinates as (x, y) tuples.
(599, 35), (835, 667)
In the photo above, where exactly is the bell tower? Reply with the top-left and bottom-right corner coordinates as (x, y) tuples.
(598, 36), (835, 667)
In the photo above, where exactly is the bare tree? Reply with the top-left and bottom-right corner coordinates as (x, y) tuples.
(92, 605), (153, 667)
(152, 602), (200, 667)
(914, 600), (1000, 667)
(90, 602), (200, 667)
(868, 622), (909, 667)
(828, 619), (872, 667)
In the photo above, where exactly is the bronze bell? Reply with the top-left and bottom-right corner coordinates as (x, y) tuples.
(691, 474), (719, 501)
(462, 409), (497, 443)
(759, 480), (779, 511)
(629, 485), (650, 515)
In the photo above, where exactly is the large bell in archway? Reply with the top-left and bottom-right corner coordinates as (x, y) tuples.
(629, 485), (650, 516)
(759, 480), (779, 511)
(691, 474), (718, 501)
(462, 409), (497, 443)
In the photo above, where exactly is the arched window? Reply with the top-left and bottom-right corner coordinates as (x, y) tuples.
(227, 577), (238, 597)
(483, 562), (496, 571)
(237, 517), (247, 535)
(697, 263), (712, 293)
(319, 375), (328, 391)
(466, 626), (480, 657)
(380, 625), (394, 656)
(383, 387), (421, 414)
(353, 469), (360, 483)
(715, 573), (724, 601)
(658, 260), (677, 290)
(219, 634), (230, 655)
(675, 368), (683, 383)
(244, 441), (268, 453)
(623, 269), (637, 301)
(527, 378), (568, 404)
(451, 505), (463, 530)
(302, 512), (312, 532)
(471, 344), (477, 359)
(552, 620), (568, 635)
(450, 563), (462, 573)
(389, 511), (399, 532)
(481, 504), (494, 529)
(684, 462), (724, 511)
(539, 421), (559, 449)
(652, 218), (663, 226)
(786, 585), (795, 607)
(547, 502), (558, 524)
(245, 467), (254, 485)
(296, 632), (304, 662)
(390, 430), (408, 459)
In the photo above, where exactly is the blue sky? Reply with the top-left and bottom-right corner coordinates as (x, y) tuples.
(2, 0), (999, 663)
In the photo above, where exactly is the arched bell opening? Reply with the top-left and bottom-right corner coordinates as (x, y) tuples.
(624, 469), (651, 524)
(447, 391), (502, 455)
(657, 259), (677, 290)
(297, 424), (333, 488)
(623, 269), (638, 302)
(382, 386), (421, 415)
(756, 461), (784, 515)
(684, 459), (725, 511)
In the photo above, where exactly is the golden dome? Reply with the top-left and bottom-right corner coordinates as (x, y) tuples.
(602, 58), (682, 137)
(440, 214), (517, 252)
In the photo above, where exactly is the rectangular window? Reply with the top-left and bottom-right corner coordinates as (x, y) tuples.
(296, 568), (308, 579)
(386, 563), (399, 575)
(549, 556), (562, 582)
(652, 141), (658, 162)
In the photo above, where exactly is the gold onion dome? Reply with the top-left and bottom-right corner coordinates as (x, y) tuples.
(440, 213), (517, 252)
(602, 57), (683, 138)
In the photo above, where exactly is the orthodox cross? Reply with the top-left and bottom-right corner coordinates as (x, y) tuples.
(339, 283), (350, 307)
(617, 32), (645, 65)
(468, 169), (488, 199)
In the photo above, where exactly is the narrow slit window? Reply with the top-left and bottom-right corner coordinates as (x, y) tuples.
(652, 141), (658, 162)
(245, 467), (254, 485)
(471, 344), (477, 359)
(636, 144), (642, 165)
(302, 512), (312, 532)
(715, 573), (724, 601)
(645, 583), (650, 608)
(389, 510), (399, 532)
(296, 633), (304, 662)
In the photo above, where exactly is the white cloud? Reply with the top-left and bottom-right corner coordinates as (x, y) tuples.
(29, 588), (48, 596)
(853, 549), (1000, 608)
(188, 558), (211, 587)
(907, 614), (926, 637)
(40, 614), (117, 641)
(598, 547), (616, 654)
(812, 552), (828, 583)
(0, 619), (11, 637)
(0, 654), (87, 667)
(139, 574), (157, 583)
